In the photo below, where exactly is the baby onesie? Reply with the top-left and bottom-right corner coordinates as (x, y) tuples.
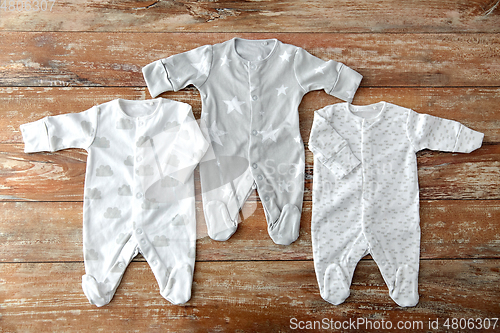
(142, 37), (362, 245)
(308, 101), (483, 307)
(20, 98), (209, 306)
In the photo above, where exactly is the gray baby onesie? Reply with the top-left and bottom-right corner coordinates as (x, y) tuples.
(21, 98), (209, 306)
(308, 101), (484, 306)
(142, 37), (362, 245)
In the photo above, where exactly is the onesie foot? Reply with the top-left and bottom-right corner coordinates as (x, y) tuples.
(82, 274), (111, 307)
(389, 264), (419, 307)
(268, 204), (300, 245)
(321, 264), (350, 305)
(161, 264), (193, 304)
(205, 200), (237, 241)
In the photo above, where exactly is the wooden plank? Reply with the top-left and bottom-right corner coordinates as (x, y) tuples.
(1, 200), (499, 263)
(0, 32), (499, 87)
(2, 87), (499, 144)
(0, 0), (499, 33)
(1, 143), (498, 202)
(1, 260), (499, 332)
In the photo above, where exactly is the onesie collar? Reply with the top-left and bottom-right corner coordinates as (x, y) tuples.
(231, 37), (280, 64)
(344, 101), (387, 126)
(115, 97), (164, 120)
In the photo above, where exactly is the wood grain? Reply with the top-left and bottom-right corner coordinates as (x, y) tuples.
(2, 87), (499, 144)
(1, 200), (499, 263)
(1, 33), (499, 87)
(1, 260), (499, 333)
(0, 0), (499, 33)
(1, 143), (498, 202)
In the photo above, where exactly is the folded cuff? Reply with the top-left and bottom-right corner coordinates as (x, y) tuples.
(453, 126), (484, 153)
(329, 64), (363, 103)
(142, 60), (174, 97)
(322, 145), (361, 179)
(20, 118), (51, 153)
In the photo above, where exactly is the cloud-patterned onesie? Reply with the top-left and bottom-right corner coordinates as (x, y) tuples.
(308, 101), (483, 307)
(142, 37), (362, 245)
(21, 98), (209, 306)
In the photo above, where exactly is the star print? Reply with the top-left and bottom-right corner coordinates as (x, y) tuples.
(278, 179), (291, 193)
(224, 96), (245, 115)
(220, 55), (231, 67)
(290, 158), (305, 178)
(208, 121), (227, 146)
(191, 54), (210, 79)
(294, 135), (301, 144)
(259, 125), (280, 143)
(314, 65), (326, 74)
(276, 85), (288, 96)
(280, 51), (291, 62)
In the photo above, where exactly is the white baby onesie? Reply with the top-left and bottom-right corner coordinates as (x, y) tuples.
(21, 98), (209, 306)
(142, 37), (362, 245)
(308, 101), (483, 307)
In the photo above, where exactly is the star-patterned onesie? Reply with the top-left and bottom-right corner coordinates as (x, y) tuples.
(142, 37), (362, 245)
(20, 98), (209, 306)
(308, 101), (484, 306)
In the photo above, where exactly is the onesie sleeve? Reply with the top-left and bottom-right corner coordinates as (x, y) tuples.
(293, 48), (362, 102)
(20, 106), (98, 153)
(164, 108), (210, 184)
(309, 110), (361, 179)
(142, 45), (213, 97)
(406, 109), (484, 153)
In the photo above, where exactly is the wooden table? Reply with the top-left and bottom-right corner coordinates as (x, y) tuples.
(1, 1), (499, 332)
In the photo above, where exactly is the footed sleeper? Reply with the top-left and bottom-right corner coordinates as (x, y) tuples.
(143, 37), (362, 245)
(21, 98), (208, 306)
(308, 101), (483, 306)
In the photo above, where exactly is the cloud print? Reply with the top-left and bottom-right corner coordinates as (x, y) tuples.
(172, 214), (187, 226)
(81, 121), (93, 136)
(118, 185), (132, 196)
(85, 249), (99, 260)
(124, 155), (134, 166)
(50, 136), (63, 149)
(152, 235), (169, 247)
(160, 176), (180, 188)
(164, 121), (180, 132)
(85, 188), (101, 200)
(142, 199), (159, 210)
(116, 118), (134, 130)
(179, 129), (191, 141)
(104, 207), (121, 219)
(93, 136), (110, 148)
(167, 154), (180, 167)
(96, 165), (113, 177)
(136, 136), (152, 147)
(116, 232), (129, 244)
(136, 165), (154, 176)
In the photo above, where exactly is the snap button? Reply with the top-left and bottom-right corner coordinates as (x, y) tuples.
(138, 120), (145, 126)
(252, 130), (257, 135)
(250, 64), (256, 70)
(252, 95), (258, 101)
(252, 183), (257, 189)
(252, 163), (257, 169)
(118, 263), (125, 269)
(136, 156), (142, 162)
(257, 175), (263, 180)
(152, 260), (158, 266)
(264, 196), (270, 201)
(136, 192), (143, 199)
(140, 239), (146, 245)
(136, 228), (143, 234)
